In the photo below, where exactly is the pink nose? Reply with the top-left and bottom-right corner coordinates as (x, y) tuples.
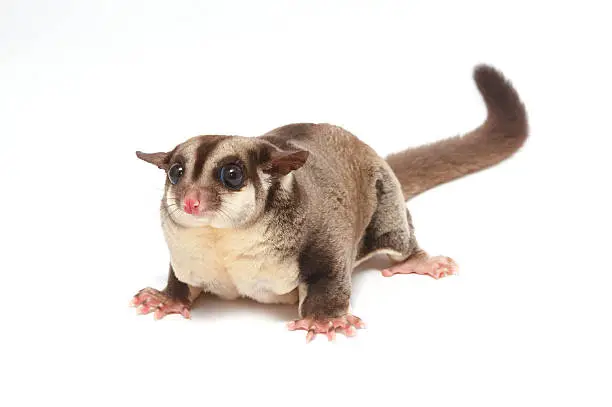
(184, 198), (200, 215)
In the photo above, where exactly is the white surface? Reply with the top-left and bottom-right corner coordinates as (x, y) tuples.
(1, 1), (610, 406)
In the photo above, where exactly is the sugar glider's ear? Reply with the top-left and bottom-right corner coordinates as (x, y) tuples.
(135, 151), (170, 170)
(261, 149), (309, 176)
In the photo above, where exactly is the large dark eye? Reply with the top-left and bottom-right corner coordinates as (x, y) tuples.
(220, 164), (245, 190)
(167, 163), (184, 185)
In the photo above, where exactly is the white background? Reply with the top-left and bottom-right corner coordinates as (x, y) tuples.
(1, 1), (610, 406)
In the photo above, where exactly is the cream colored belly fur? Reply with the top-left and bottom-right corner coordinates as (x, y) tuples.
(162, 221), (299, 304)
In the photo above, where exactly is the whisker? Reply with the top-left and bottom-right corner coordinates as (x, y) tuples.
(215, 205), (232, 222)
(160, 197), (181, 204)
(161, 207), (181, 228)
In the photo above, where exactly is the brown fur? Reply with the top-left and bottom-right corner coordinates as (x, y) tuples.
(386, 65), (528, 200)
(162, 265), (190, 302)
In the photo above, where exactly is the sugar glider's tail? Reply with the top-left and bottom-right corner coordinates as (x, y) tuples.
(386, 65), (529, 200)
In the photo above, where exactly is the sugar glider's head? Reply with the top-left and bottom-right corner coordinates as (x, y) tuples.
(136, 135), (308, 228)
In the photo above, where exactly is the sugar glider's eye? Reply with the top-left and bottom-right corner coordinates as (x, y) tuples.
(220, 164), (244, 190)
(167, 163), (184, 185)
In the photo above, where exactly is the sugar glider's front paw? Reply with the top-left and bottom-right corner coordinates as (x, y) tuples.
(287, 314), (365, 343)
(130, 287), (191, 320)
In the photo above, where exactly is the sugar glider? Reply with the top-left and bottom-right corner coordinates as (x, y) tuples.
(131, 65), (528, 342)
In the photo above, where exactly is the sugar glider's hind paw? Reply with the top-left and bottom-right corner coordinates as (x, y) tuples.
(130, 287), (191, 320)
(287, 314), (366, 343)
(382, 255), (459, 279)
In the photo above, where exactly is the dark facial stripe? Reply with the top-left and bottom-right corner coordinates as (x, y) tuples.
(249, 144), (272, 166)
(192, 136), (227, 181)
(245, 148), (266, 202)
(264, 180), (282, 213)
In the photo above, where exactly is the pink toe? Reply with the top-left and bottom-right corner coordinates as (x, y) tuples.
(344, 326), (357, 337)
(332, 319), (346, 329)
(347, 315), (365, 328)
(289, 319), (310, 331)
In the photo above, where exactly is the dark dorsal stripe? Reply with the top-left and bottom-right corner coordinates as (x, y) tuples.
(192, 136), (227, 181)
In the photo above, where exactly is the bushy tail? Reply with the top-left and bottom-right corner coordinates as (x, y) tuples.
(386, 65), (529, 200)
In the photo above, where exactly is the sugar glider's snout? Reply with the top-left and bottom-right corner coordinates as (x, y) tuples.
(179, 188), (210, 216)
(183, 195), (201, 215)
